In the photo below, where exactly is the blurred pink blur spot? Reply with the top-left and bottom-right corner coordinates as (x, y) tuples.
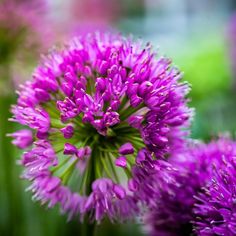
(68, 0), (122, 36)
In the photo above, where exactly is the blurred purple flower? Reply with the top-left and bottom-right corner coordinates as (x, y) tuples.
(0, 0), (53, 93)
(134, 138), (236, 236)
(10, 32), (191, 222)
(194, 139), (236, 236)
(130, 146), (196, 236)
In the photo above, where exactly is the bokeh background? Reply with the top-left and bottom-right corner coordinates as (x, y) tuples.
(1, 0), (236, 235)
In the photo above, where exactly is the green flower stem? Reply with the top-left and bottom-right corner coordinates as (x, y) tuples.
(73, 115), (85, 127)
(118, 95), (129, 112)
(51, 156), (71, 174)
(79, 164), (89, 194)
(100, 154), (113, 179)
(82, 219), (96, 236)
(43, 102), (60, 118)
(107, 128), (116, 137)
(113, 121), (130, 129)
(95, 155), (102, 179)
(85, 136), (98, 193)
(117, 136), (144, 148)
(83, 143), (98, 236)
(98, 147), (117, 153)
(53, 143), (66, 153)
(54, 89), (65, 100)
(124, 167), (132, 178)
(119, 103), (144, 121)
(86, 76), (95, 95)
(50, 118), (65, 128)
(60, 159), (78, 185)
(115, 128), (140, 134)
(126, 155), (135, 166)
(107, 153), (120, 183)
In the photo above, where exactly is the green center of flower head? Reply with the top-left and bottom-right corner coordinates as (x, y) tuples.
(42, 72), (146, 194)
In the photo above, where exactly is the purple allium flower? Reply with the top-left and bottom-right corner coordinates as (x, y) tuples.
(134, 138), (236, 236)
(193, 139), (236, 236)
(10, 32), (191, 222)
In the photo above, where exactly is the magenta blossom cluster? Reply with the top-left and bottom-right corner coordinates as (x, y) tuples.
(10, 32), (191, 222)
(194, 139), (236, 236)
(136, 138), (236, 236)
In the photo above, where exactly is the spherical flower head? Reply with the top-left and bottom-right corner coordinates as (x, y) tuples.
(134, 138), (236, 236)
(193, 139), (236, 236)
(10, 32), (191, 222)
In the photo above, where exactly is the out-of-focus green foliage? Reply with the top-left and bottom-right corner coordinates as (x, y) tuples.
(173, 34), (236, 140)
(175, 35), (231, 103)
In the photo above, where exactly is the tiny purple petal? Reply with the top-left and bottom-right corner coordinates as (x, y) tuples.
(130, 95), (142, 107)
(115, 156), (127, 168)
(136, 148), (147, 164)
(128, 179), (138, 192)
(127, 115), (143, 129)
(138, 81), (153, 97)
(119, 142), (134, 155)
(61, 82), (73, 97)
(145, 96), (159, 109)
(35, 88), (50, 102)
(60, 125), (74, 139)
(63, 143), (77, 155)
(36, 131), (48, 139)
(9, 129), (33, 149)
(76, 147), (85, 159)
(113, 184), (126, 200)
